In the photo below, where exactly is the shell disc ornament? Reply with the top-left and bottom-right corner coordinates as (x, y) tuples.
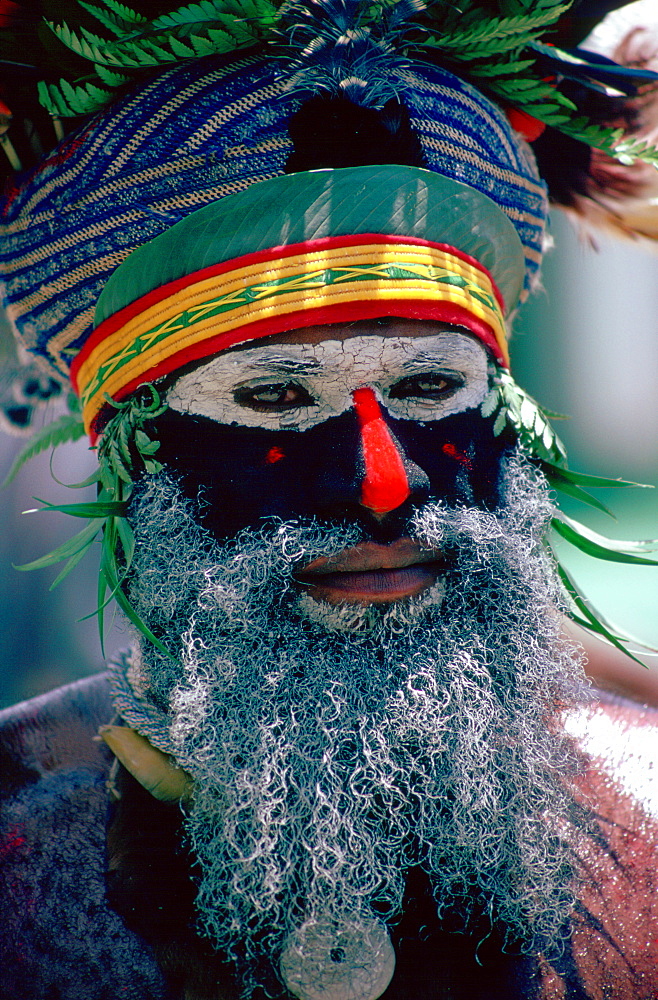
(279, 915), (395, 1000)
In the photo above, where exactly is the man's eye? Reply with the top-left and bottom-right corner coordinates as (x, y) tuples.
(234, 382), (314, 411)
(389, 373), (463, 400)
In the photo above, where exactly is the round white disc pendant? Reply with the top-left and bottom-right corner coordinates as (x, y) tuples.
(279, 915), (395, 1000)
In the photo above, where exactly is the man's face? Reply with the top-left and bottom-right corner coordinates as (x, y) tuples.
(155, 319), (510, 605)
(121, 321), (584, 993)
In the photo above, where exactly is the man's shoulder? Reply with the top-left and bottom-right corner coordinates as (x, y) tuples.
(0, 672), (169, 1000)
(0, 671), (114, 796)
(560, 690), (658, 999)
(566, 687), (658, 818)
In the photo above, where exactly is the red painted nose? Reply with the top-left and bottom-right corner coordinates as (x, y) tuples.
(352, 386), (411, 515)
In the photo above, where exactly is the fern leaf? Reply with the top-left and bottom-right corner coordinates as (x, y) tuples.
(95, 0), (147, 25)
(109, 36), (181, 66)
(420, 6), (571, 56)
(93, 63), (133, 86)
(3, 414), (85, 487)
(166, 33), (197, 57)
(46, 20), (108, 63)
(58, 78), (115, 115)
(465, 58), (536, 78)
(206, 25), (243, 50)
(151, 0), (219, 29)
(37, 81), (70, 117)
(78, 0), (146, 36)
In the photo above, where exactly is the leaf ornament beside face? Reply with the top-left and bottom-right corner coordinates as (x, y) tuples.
(481, 366), (658, 661)
(14, 385), (174, 657)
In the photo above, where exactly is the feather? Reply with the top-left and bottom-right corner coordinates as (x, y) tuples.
(282, 0), (425, 107)
(555, 22), (658, 242)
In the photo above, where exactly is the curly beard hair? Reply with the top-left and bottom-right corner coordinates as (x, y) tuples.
(117, 451), (588, 995)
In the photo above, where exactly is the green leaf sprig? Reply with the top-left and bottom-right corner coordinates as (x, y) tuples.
(17, 385), (174, 658)
(481, 367), (657, 659)
(38, 0), (281, 117)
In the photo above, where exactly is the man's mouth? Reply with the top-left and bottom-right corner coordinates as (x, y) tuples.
(293, 539), (446, 604)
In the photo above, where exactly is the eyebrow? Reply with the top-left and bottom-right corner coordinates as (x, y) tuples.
(235, 354), (324, 375)
(399, 350), (469, 370)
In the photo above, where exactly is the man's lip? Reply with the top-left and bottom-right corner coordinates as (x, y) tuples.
(293, 540), (446, 604)
(297, 539), (440, 575)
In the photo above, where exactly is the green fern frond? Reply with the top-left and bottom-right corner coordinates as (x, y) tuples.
(45, 20), (109, 63)
(93, 63), (133, 86)
(464, 57), (536, 79)
(418, 6), (570, 58)
(79, 0), (147, 35)
(89, 0), (147, 26)
(482, 369), (568, 466)
(3, 414), (86, 487)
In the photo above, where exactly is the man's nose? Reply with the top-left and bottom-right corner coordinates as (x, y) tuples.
(352, 386), (429, 519)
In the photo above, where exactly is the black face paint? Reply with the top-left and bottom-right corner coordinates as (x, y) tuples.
(151, 402), (513, 542)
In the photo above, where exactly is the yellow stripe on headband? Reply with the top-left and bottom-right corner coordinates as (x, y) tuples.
(77, 241), (508, 433)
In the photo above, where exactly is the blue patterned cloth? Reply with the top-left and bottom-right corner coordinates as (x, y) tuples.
(0, 52), (546, 380)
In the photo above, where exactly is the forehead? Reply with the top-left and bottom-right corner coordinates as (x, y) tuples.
(174, 319), (488, 379)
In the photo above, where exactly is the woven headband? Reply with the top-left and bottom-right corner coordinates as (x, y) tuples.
(74, 234), (508, 436)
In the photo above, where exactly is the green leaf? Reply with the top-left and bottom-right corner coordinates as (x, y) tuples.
(57, 77), (115, 115)
(93, 62), (133, 86)
(37, 81), (70, 117)
(46, 20), (108, 63)
(540, 462), (651, 491)
(79, 0), (146, 35)
(2, 414), (85, 487)
(49, 538), (98, 590)
(99, 537), (174, 659)
(480, 388), (500, 419)
(15, 519), (101, 572)
(519, 394), (537, 429)
(167, 34), (197, 57)
(116, 515), (136, 570)
(30, 499), (128, 518)
(544, 476), (615, 519)
(93, 0), (147, 26)
(556, 562), (648, 665)
(551, 515), (658, 564)
(419, 6), (571, 57)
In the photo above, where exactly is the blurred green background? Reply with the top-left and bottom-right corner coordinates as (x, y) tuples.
(1, 211), (657, 708)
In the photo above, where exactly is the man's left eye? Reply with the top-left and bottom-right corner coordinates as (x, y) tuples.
(233, 381), (315, 411)
(389, 373), (463, 400)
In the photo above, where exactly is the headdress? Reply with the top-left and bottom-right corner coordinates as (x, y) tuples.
(2, 0), (658, 657)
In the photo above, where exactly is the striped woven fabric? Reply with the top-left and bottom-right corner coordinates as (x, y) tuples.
(0, 53), (547, 382)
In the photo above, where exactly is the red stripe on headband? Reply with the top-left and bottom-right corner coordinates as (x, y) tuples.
(73, 234), (506, 388)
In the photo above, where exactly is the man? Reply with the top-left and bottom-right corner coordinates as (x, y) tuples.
(1, 2), (658, 998)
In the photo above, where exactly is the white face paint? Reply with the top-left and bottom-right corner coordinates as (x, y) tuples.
(166, 331), (489, 431)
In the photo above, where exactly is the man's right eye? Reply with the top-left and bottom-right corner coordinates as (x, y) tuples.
(233, 382), (315, 411)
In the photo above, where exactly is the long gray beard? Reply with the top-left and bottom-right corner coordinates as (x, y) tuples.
(118, 453), (587, 989)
